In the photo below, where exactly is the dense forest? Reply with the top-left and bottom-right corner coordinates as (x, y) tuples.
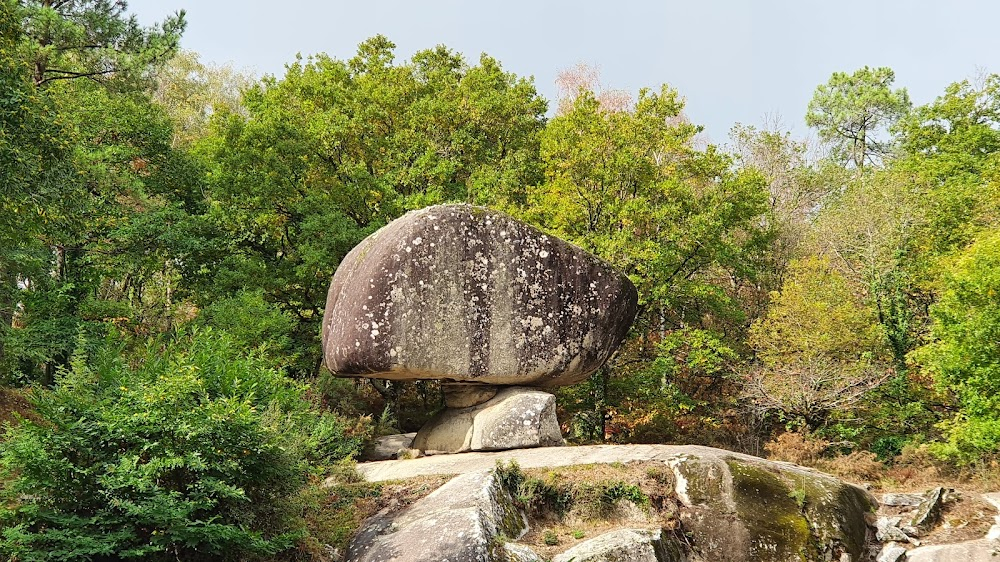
(3, 1), (1000, 560)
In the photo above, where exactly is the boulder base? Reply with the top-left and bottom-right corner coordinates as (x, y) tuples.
(412, 387), (563, 453)
(322, 204), (638, 387)
(347, 445), (880, 562)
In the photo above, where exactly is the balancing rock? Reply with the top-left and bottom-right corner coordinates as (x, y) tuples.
(322, 204), (638, 387)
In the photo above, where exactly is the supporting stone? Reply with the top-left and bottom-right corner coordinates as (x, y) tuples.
(412, 386), (563, 453)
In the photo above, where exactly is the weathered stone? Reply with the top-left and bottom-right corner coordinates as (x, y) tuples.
(353, 444), (878, 562)
(359, 432), (416, 461)
(910, 487), (946, 533)
(346, 470), (525, 562)
(876, 516), (920, 545)
(444, 383), (499, 408)
(412, 387), (563, 453)
(503, 542), (544, 562)
(907, 539), (1000, 562)
(881, 492), (925, 507)
(672, 455), (876, 562)
(906, 492), (1000, 562)
(551, 528), (683, 562)
(322, 204), (638, 387)
(876, 542), (907, 562)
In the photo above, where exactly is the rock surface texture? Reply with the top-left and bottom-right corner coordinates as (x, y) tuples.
(322, 204), (638, 387)
(345, 445), (878, 562)
(551, 528), (684, 562)
(903, 492), (1000, 562)
(347, 470), (525, 562)
(412, 387), (563, 453)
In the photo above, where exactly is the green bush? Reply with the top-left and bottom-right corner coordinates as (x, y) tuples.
(0, 328), (365, 561)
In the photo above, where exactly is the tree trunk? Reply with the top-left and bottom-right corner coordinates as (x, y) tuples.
(594, 366), (609, 442)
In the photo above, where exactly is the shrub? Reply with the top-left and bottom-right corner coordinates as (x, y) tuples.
(764, 431), (829, 466)
(816, 451), (885, 483)
(0, 328), (364, 561)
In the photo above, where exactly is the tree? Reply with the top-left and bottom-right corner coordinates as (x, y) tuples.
(18, 0), (185, 87)
(729, 120), (836, 319)
(152, 49), (253, 147)
(523, 84), (773, 441)
(1, 1), (201, 383)
(554, 63), (634, 115)
(746, 257), (890, 430)
(806, 66), (911, 169)
(0, 0), (72, 370)
(195, 36), (547, 376)
(894, 73), (1000, 263)
(914, 230), (1000, 464)
(807, 170), (922, 368)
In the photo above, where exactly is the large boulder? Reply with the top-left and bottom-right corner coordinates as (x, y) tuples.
(322, 204), (638, 387)
(412, 386), (563, 453)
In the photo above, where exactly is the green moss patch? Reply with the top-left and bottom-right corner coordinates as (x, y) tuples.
(726, 460), (818, 561)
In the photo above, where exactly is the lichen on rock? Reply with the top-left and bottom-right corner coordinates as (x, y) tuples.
(322, 204), (638, 387)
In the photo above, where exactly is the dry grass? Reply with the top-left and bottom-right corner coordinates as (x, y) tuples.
(921, 492), (995, 545)
(510, 462), (682, 559)
(0, 387), (36, 434)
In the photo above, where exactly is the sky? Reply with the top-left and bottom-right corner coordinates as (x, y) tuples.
(127, 0), (1000, 144)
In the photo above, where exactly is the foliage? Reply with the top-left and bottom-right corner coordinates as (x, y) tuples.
(18, 0), (185, 87)
(194, 36), (547, 376)
(0, 1), (204, 384)
(0, 329), (364, 561)
(746, 257), (890, 429)
(152, 49), (254, 147)
(496, 461), (650, 521)
(915, 230), (1000, 464)
(524, 84), (773, 442)
(806, 66), (911, 169)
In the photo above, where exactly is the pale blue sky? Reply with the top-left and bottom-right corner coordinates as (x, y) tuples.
(129, 0), (999, 143)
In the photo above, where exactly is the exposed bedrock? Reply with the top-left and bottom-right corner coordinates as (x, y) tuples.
(321, 204), (638, 387)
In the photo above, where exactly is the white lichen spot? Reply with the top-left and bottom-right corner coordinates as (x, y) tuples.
(413, 237), (423, 245)
(539, 250), (549, 259)
(405, 246), (412, 253)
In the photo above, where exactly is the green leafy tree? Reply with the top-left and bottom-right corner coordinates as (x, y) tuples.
(152, 49), (253, 147)
(524, 85), (773, 441)
(0, 0), (73, 371)
(196, 36), (546, 376)
(806, 66), (911, 169)
(19, 0), (185, 87)
(894, 73), (1000, 264)
(746, 256), (890, 430)
(914, 230), (1000, 464)
(0, 1), (205, 383)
